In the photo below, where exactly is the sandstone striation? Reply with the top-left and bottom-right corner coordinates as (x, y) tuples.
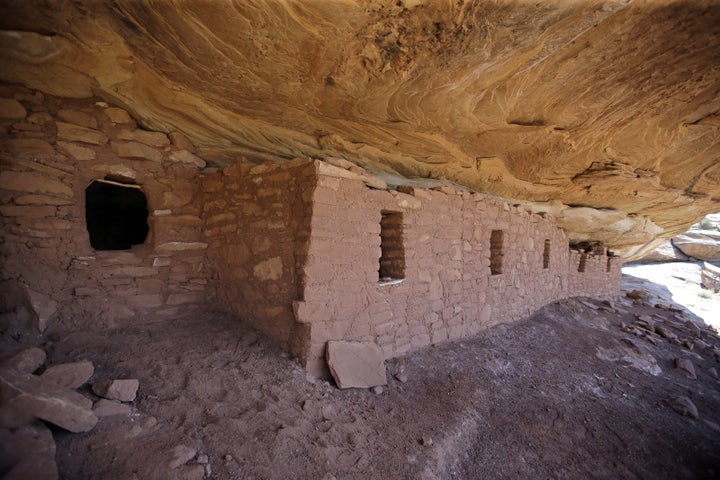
(0, 1), (718, 257)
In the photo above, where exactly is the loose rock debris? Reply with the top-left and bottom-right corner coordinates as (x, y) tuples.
(1, 273), (719, 479)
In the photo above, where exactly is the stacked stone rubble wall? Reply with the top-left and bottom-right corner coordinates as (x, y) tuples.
(0, 84), (208, 327)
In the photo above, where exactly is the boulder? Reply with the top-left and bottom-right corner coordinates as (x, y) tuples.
(0, 369), (97, 432)
(41, 361), (94, 389)
(671, 231), (720, 261)
(0, 421), (58, 480)
(92, 379), (139, 402)
(326, 341), (387, 389)
(637, 240), (689, 263)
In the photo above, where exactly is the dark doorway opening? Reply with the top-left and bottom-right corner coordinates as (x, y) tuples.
(86, 179), (149, 250)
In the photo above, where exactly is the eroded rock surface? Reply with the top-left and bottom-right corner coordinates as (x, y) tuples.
(0, 1), (718, 257)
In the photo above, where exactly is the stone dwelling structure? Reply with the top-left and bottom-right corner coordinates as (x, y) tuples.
(0, 84), (621, 376)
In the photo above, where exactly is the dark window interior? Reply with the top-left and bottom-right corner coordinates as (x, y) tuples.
(86, 180), (149, 250)
(543, 239), (551, 269)
(379, 211), (405, 280)
(490, 229), (504, 275)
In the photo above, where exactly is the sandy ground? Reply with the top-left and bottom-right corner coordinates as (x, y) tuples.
(7, 263), (720, 479)
(623, 262), (720, 328)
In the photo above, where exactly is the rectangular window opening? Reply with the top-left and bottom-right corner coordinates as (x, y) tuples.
(490, 229), (504, 275)
(379, 211), (405, 282)
(542, 239), (551, 269)
(606, 257), (612, 272)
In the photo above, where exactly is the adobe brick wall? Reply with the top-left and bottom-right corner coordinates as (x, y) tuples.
(292, 162), (622, 376)
(0, 84), (209, 329)
(201, 158), (316, 350)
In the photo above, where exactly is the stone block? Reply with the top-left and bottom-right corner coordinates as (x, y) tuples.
(12, 194), (73, 206)
(93, 399), (132, 417)
(57, 141), (95, 161)
(169, 132), (196, 152)
(90, 163), (137, 180)
(153, 256), (172, 267)
(117, 128), (170, 147)
(253, 257), (283, 281)
(128, 294), (163, 308)
(0, 138), (56, 158)
(41, 361), (94, 389)
(156, 241), (208, 252)
(0, 98), (27, 119)
(326, 341), (387, 389)
(104, 107), (133, 124)
(55, 121), (107, 145)
(169, 150), (206, 168)
(92, 379), (139, 402)
(0, 205), (56, 217)
(57, 109), (97, 129)
(26, 289), (57, 332)
(166, 292), (203, 305)
(106, 266), (158, 277)
(0, 369), (97, 432)
(0, 348), (46, 374)
(111, 140), (162, 162)
(153, 214), (203, 244)
(0, 171), (73, 197)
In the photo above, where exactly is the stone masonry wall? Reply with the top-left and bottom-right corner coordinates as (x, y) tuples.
(201, 158), (316, 350)
(0, 83), (209, 330)
(293, 162), (622, 376)
(0, 80), (622, 372)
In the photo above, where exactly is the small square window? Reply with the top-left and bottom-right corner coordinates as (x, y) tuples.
(86, 179), (148, 250)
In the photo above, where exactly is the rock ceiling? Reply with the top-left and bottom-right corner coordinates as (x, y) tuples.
(1, 0), (719, 258)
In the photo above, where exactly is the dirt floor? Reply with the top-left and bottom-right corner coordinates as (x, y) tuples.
(11, 267), (720, 479)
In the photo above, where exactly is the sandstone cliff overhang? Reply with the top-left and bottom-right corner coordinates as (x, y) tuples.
(0, 0), (719, 258)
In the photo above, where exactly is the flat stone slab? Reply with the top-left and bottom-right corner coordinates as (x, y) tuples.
(41, 361), (94, 389)
(0, 368), (97, 433)
(326, 341), (387, 389)
(93, 399), (132, 417)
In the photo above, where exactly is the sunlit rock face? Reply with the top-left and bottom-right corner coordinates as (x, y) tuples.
(1, 0), (718, 258)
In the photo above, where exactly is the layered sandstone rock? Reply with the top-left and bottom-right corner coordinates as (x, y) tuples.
(0, 0), (718, 257)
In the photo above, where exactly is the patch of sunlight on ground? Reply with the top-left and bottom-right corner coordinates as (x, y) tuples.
(623, 262), (720, 329)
